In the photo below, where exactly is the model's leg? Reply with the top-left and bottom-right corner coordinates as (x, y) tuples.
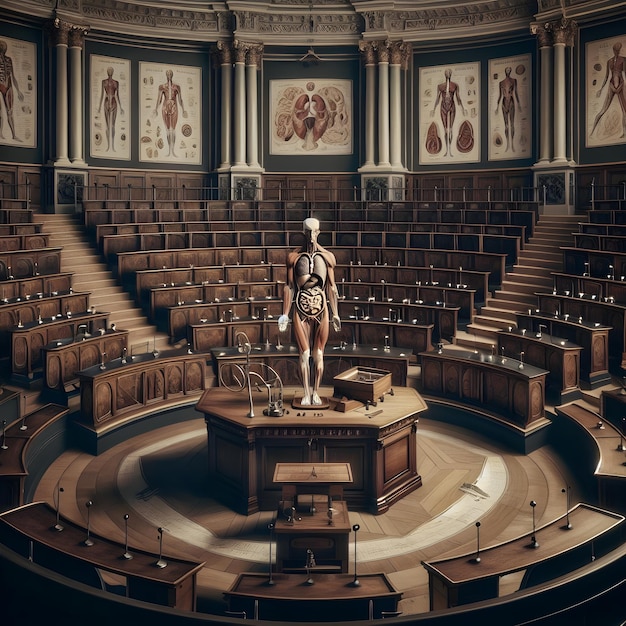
(311, 311), (330, 405)
(293, 314), (313, 404)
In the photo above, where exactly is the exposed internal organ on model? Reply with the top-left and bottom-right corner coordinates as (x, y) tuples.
(456, 120), (474, 153)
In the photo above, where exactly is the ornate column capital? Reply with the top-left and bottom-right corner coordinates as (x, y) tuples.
(390, 41), (411, 69)
(233, 40), (248, 64)
(375, 40), (390, 64)
(547, 18), (577, 47)
(68, 25), (90, 49)
(359, 41), (376, 66)
(530, 22), (552, 48)
(217, 40), (234, 65)
(48, 18), (72, 46)
(246, 43), (263, 67)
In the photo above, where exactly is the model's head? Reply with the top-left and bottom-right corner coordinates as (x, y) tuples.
(444, 69), (452, 79)
(303, 217), (320, 243)
(166, 69), (173, 80)
(107, 67), (114, 77)
(505, 66), (512, 76)
(613, 42), (623, 55)
(0, 41), (7, 55)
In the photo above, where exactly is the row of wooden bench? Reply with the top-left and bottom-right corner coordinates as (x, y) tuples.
(0, 248), (62, 281)
(99, 230), (521, 267)
(94, 222), (528, 251)
(82, 203), (536, 233)
(118, 246), (504, 292)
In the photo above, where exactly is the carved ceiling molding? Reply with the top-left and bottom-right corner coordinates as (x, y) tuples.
(361, 3), (534, 41)
(2, 0), (624, 44)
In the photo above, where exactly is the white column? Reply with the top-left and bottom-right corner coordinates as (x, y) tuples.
(534, 25), (553, 164)
(359, 42), (376, 168)
(389, 42), (406, 169)
(377, 43), (390, 167)
(246, 45), (262, 168)
(553, 39), (567, 162)
(52, 20), (70, 165)
(217, 42), (233, 169)
(68, 27), (88, 165)
(233, 43), (247, 166)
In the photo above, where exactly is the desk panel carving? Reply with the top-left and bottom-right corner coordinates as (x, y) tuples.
(78, 350), (206, 432)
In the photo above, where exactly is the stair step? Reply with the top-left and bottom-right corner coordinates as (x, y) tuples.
(473, 310), (518, 325)
(490, 290), (537, 304)
(465, 322), (503, 340)
(485, 297), (531, 311)
(521, 243), (564, 254)
(502, 276), (552, 289)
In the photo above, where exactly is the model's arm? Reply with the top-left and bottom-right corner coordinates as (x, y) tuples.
(278, 252), (295, 331)
(324, 251), (341, 332)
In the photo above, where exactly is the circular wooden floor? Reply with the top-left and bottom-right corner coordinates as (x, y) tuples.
(34, 413), (577, 617)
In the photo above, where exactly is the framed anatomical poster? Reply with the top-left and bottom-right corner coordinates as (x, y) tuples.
(488, 54), (532, 160)
(270, 79), (352, 155)
(585, 35), (626, 148)
(139, 61), (201, 164)
(419, 62), (480, 165)
(0, 36), (36, 148)
(90, 54), (130, 160)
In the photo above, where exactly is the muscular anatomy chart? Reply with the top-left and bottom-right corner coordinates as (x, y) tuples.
(419, 63), (480, 165)
(90, 55), (130, 160)
(0, 36), (35, 148)
(488, 55), (532, 160)
(139, 62), (201, 165)
(271, 79), (352, 155)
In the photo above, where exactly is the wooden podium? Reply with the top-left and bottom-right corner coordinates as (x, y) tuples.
(272, 463), (353, 573)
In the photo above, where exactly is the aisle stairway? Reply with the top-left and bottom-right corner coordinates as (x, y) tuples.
(36, 213), (170, 354)
(458, 213), (582, 350)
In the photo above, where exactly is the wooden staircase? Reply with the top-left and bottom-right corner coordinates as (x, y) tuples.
(458, 214), (582, 350)
(35, 213), (170, 354)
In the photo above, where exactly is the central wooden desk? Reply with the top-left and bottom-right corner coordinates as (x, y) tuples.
(196, 386), (426, 515)
(225, 572), (401, 622)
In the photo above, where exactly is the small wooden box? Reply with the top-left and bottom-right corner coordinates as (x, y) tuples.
(333, 367), (392, 404)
